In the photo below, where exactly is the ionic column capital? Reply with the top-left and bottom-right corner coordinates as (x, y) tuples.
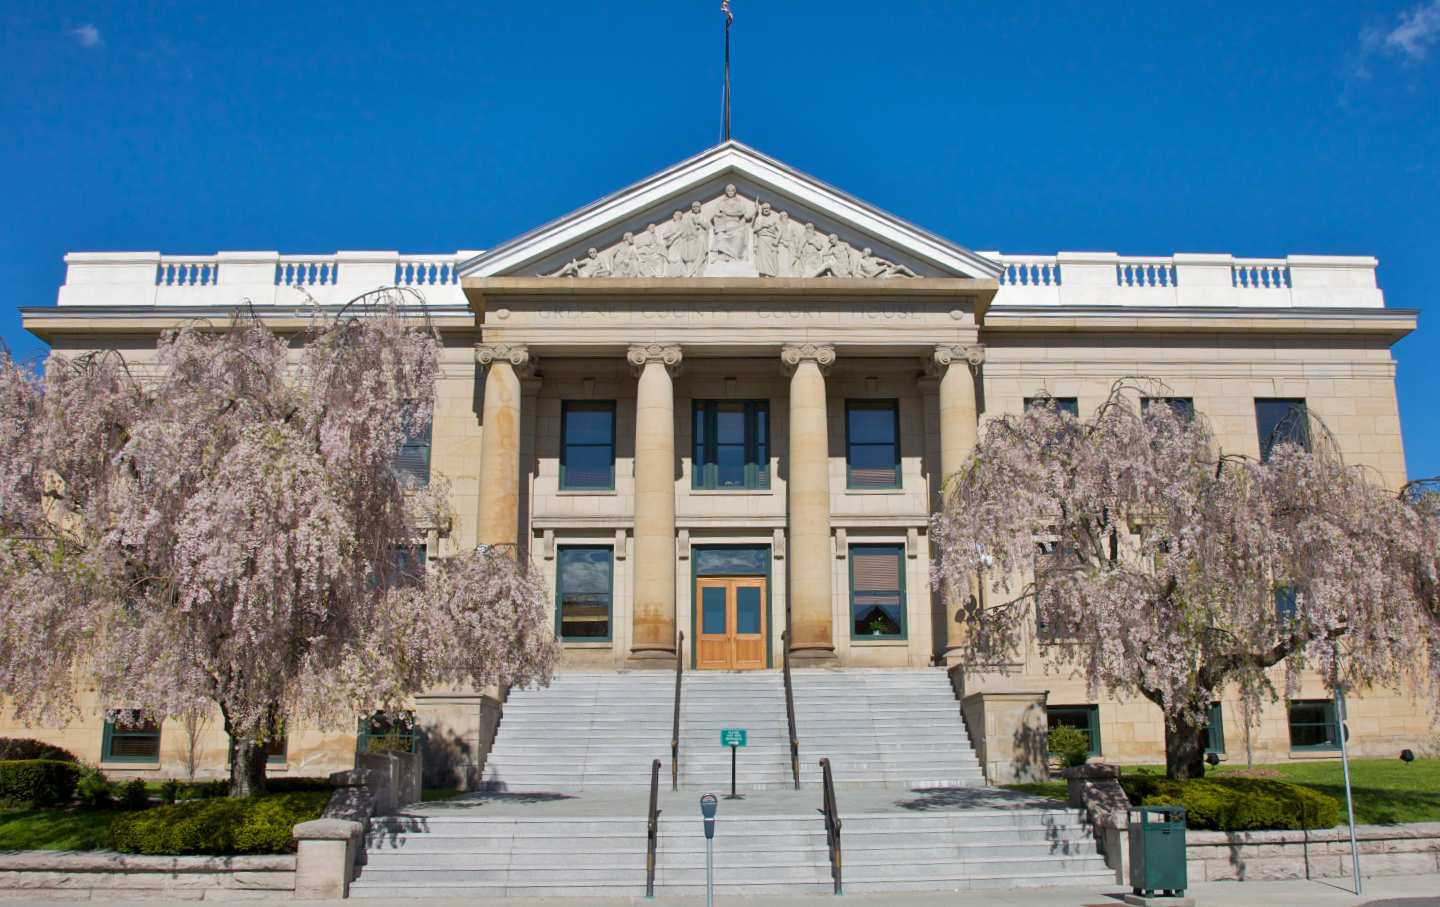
(780, 343), (836, 375)
(475, 343), (536, 376)
(932, 343), (985, 375)
(626, 343), (683, 376)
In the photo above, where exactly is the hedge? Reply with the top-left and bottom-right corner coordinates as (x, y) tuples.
(109, 790), (331, 855)
(0, 738), (81, 764)
(0, 760), (82, 808)
(1121, 774), (1340, 831)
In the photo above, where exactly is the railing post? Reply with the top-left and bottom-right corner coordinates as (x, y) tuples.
(820, 757), (842, 895)
(646, 758), (661, 898)
(782, 629), (800, 790)
(672, 631), (683, 792)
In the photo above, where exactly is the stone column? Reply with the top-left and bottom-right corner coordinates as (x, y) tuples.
(935, 344), (984, 656)
(627, 343), (683, 660)
(475, 344), (532, 550)
(781, 343), (838, 662)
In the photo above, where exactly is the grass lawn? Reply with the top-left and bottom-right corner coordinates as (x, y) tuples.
(1002, 758), (1440, 826)
(0, 808), (117, 850)
(422, 787), (460, 802)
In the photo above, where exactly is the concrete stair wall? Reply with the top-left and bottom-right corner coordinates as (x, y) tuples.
(793, 668), (986, 788)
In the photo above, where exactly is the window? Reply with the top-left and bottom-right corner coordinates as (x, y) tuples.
(1024, 396), (1079, 417)
(556, 546), (613, 641)
(357, 711), (416, 754)
(1033, 540), (1067, 644)
(693, 400), (769, 489)
(1288, 699), (1340, 751)
(390, 545), (427, 589)
(1141, 397), (1195, 421)
(846, 400), (901, 489)
(1274, 586), (1299, 622)
(1202, 702), (1225, 755)
(229, 733), (287, 766)
(1255, 399), (1310, 463)
(103, 710), (161, 764)
(849, 544), (906, 638)
(560, 401), (616, 490)
(1047, 705), (1101, 756)
(394, 419), (432, 486)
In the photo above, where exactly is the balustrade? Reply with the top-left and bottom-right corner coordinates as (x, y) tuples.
(1116, 258), (1176, 287)
(157, 259), (218, 287)
(1233, 259), (1291, 289)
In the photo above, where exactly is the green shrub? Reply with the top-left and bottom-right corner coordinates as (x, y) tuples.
(1048, 725), (1091, 768)
(1121, 774), (1340, 831)
(189, 780), (228, 799)
(75, 765), (112, 808)
(110, 791), (330, 855)
(159, 779), (182, 805)
(0, 760), (82, 807)
(0, 738), (81, 763)
(119, 778), (149, 810)
(264, 777), (332, 794)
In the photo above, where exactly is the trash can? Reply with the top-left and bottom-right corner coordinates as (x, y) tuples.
(1127, 805), (1187, 898)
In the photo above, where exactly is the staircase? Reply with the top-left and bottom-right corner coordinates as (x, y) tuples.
(478, 671), (672, 791)
(678, 672), (792, 789)
(842, 808), (1114, 893)
(793, 668), (986, 788)
(352, 667), (1116, 898)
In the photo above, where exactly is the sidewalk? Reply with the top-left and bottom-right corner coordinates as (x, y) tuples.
(1, 873), (1436, 907)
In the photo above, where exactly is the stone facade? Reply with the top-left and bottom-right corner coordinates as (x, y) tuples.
(7, 141), (1432, 781)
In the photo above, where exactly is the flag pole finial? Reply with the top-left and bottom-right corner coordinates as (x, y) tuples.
(721, 1), (733, 141)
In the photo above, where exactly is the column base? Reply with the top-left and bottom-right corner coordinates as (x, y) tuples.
(788, 647), (839, 667)
(624, 649), (677, 670)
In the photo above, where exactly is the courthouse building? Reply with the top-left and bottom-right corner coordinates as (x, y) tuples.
(12, 142), (1430, 784)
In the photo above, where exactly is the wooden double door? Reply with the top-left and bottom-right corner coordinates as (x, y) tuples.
(695, 576), (767, 670)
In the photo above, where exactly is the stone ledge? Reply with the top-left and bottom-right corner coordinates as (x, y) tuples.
(0, 852), (294, 874)
(1186, 821), (1440, 846)
(292, 818), (363, 841)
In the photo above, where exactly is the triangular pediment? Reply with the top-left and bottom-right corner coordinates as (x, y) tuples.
(458, 141), (1000, 281)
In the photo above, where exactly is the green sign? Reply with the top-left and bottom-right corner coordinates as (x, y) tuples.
(720, 728), (747, 748)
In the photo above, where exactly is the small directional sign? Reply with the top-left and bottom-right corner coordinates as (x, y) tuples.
(720, 728), (747, 748)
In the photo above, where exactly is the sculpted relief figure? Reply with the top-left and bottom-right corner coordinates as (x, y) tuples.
(538, 190), (922, 279)
(708, 183), (757, 264)
(545, 246), (610, 278)
(752, 202), (781, 276)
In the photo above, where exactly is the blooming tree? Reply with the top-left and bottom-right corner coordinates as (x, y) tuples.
(931, 381), (1439, 779)
(0, 301), (558, 796)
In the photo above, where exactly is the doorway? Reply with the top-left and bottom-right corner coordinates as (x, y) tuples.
(695, 576), (767, 670)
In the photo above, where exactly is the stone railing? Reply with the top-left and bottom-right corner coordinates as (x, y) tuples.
(56, 251), (478, 309)
(986, 251), (1382, 309)
(52, 249), (1384, 311)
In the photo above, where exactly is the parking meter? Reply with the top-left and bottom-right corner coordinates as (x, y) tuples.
(700, 794), (718, 906)
(700, 793), (718, 839)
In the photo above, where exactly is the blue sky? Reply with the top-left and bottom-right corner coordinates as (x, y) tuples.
(2, 1), (1437, 477)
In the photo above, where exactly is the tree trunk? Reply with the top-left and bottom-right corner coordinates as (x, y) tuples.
(229, 738), (268, 797)
(219, 702), (270, 798)
(1164, 713), (1208, 780)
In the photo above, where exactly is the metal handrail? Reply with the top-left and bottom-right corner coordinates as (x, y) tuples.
(671, 630), (683, 791)
(646, 758), (661, 897)
(781, 629), (800, 789)
(820, 757), (843, 895)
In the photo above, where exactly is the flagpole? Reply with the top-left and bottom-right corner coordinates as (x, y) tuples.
(722, 10), (731, 140)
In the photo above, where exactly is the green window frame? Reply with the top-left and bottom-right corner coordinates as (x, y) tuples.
(1288, 699), (1341, 751)
(1203, 702), (1225, 755)
(849, 543), (906, 639)
(845, 399), (901, 489)
(692, 400), (770, 490)
(394, 419), (432, 485)
(1255, 398), (1310, 463)
(357, 711), (417, 754)
(1141, 397), (1195, 421)
(556, 546), (614, 641)
(1274, 586), (1299, 622)
(560, 401), (616, 491)
(1024, 396), (1079, 417)
(1048, 705), (1102, 756)
(102, 710), (161, 764)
